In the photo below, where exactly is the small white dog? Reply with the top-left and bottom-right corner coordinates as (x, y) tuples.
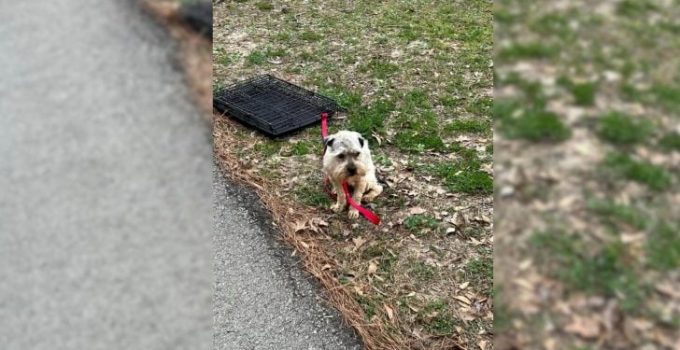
(322, 130), (383, 218)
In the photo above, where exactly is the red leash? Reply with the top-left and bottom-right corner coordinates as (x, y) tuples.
(321, 112), (380, 225)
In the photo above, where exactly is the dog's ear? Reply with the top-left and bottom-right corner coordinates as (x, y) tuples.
(358, 136), (365, 148)
(324, 137), (335, 149)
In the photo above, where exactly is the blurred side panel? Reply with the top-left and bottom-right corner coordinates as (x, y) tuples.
(494, 0), (679, 349)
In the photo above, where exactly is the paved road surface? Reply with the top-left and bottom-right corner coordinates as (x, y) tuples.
(0, 1), (362, 349)
(0, 1), (212, 349)
(213, 170), (362, 350)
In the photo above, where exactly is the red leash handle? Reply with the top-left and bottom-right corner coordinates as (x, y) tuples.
(342, 181), (381, 225)
(321, 112), (329, 139)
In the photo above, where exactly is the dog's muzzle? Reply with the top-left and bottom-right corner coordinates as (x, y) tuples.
(347, 164), (357, 176)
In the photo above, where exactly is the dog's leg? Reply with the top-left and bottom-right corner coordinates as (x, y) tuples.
(363, 179), (383, 202)
(330, 181), (346, 212)
(348, 180), (367, 219)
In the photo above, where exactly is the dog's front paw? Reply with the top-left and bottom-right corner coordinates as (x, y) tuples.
(348, 208), (360, 219)
(331, 203), (343, 213)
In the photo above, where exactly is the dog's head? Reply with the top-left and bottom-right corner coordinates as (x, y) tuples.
(323, 130), (368, 180)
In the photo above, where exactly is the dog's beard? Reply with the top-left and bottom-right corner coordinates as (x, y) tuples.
(328, 160), (368, 182)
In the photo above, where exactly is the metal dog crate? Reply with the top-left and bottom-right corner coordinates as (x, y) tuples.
(213, 74), (344, 137)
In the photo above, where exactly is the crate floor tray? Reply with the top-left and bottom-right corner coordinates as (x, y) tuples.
(214, 75), (344, 137)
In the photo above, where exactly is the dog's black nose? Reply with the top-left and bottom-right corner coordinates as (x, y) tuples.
(347, 164), (357, 175)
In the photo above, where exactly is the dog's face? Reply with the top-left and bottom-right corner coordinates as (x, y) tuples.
(323, 130), (369, 180)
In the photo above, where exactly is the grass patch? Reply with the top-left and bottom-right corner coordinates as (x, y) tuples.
(245, 47), (287, 66)
(290, 141), (312, 156)
(558, 77), (597, 106)
(497, 42), (559, 60)
(300, 31), (323, 42)
(444, 119), (490, 135)
(410, 260), (437, 282)
(319, 86), (363, 111)
(403, 89), (431, 110)
(348, 100), (395, 140)
(422, 300), (456, 335)
(403, 215), (439, 235)
(646, 223), (680, 271)
(360, 59), (399, 79)
(586, 198), (648, 230)
(500, 108), (571, 142)
(531, 231), (645, 312)
(603, 152), (672, 191)
(255, 1), (273, 11)
(659, 132), (680, 152)
(216, 51), (241, 66)
(253, 141), (282, 157)
(294, 183), (331, 208)
(466, 96), (493, 116)
(464, 256), (493, 295)
(596, 112), (653, 145)
(430, 158), (492, 195)
(616, 0), (658, 16)
(393, 111), (447, 153)
(245, 50), (267, 65)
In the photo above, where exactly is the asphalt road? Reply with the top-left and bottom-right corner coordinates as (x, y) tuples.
(1, 1), (363, 349)
(0, 1), (213, 349)
(213, 170), (362, 350)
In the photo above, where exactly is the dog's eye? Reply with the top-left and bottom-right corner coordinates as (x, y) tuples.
(337, 154), (345, 160)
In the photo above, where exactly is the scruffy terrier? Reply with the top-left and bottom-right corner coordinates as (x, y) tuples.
(322, 131), (383, 218)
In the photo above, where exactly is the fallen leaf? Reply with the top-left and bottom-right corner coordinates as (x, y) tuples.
(352, 237), (367, 250)
(384, 304), (395, 322)
(322, 264), (332, 271)
(368, 262), (378, 275)
(479, 340), (488, 350)
(565, 317), (600, 339)
(459, 282), (469, 289)
(409, 207), (427, 215)
(454, 295), (471, 304)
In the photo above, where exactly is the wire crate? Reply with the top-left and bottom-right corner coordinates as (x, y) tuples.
(213, 75), (344, 137)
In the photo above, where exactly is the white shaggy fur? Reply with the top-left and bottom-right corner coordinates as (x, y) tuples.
(322, 130), (383, 218)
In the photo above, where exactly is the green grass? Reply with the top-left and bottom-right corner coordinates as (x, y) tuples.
(403, 215), (439, 235)
(603, 152), (672, 191)
(616, 0), (658, 16)
(497, 42), (559, 60)
(646, 223), (680, 271)
(410, 260), (437, 281)
(430, 158), (493, 195)
(403, 89), (431, 110)
(466, 96), (493, 116)
(216, 51), (241, 66)
(422, 300), (456, 335)
(558, 77), (597, 106)
(348, 100), (395, 140)
(444, 119), (491, 135)
(596, 112), (653, 145)
(294, 184), (331, 207)
(299, 30), (323, 42)
(659, 132), (680, 152)
(500, 108), (572, 142)
(245, 47), (287, 66)
(531, 231), (645, 312)
(291, 141), (312, 156)
(245, 51), (267, 65)
(360, 59), (399, 79)
(464, 256), (493, 295)
(254, 141), (282, 157)
(255, 1), (273, 11)
(586, 198), (648, 230)
(319, 86), (363, 111)
(393, 111), (446, 153)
